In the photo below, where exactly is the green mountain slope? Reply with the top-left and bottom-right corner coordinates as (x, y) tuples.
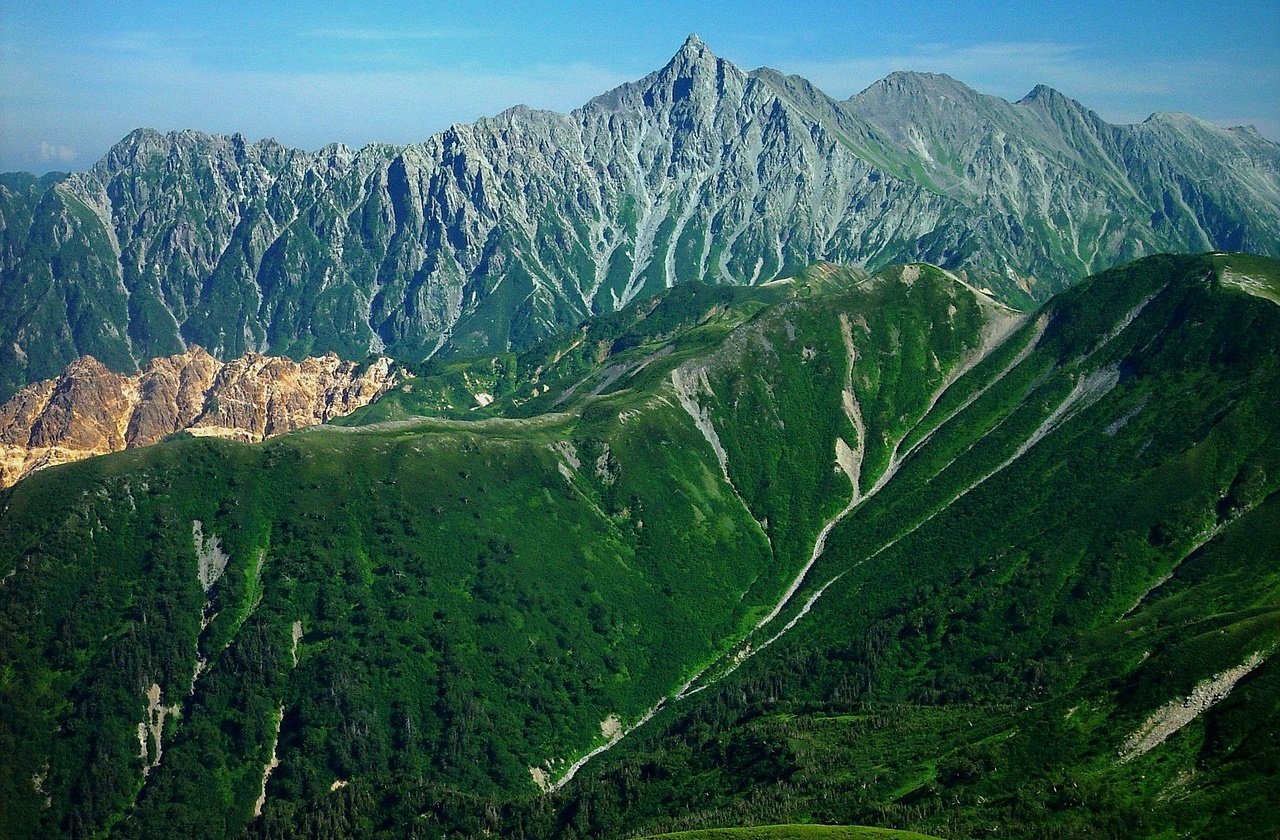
(1, 254), (1278, 838)
(527, 253), (1280, 838)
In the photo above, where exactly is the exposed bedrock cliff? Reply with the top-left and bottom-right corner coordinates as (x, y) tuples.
(0, 347), (396, 486)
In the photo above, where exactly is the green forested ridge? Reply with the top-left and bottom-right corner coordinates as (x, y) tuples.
(1, 254), (1278, 838)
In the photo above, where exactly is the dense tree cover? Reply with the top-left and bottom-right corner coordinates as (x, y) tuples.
(0, 406), (780, 837)
(2, 254), (1279, 838)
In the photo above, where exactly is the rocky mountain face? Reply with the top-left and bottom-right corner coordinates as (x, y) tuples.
(1, 35), (1277, 403)
(0, 348), (395, 487)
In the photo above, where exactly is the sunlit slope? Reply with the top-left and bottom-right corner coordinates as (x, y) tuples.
(547, 253), (1280, 838)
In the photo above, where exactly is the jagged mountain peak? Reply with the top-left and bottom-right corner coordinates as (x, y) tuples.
(1229, 123), (1266, 138)
(855, 73), (1090, 128)
(1137, 111), (1280, 154)
(643, 32), (724, 82)
(653, 31), (740, 87)
(749, 65), (831, 101)
(1013, 81), (1085, 112)
(1018, 83), (1072, 106)
(1146, 110), (1200, 122)
(586, 33), (746, 113)
(96, 126), (180, 168)
(853, 69), (980, 103)
(485, 102), (568, 128)
(89, 127), (292, 180)
(1142, 110), (1225, 134)
(678, 32), (709, 55)
(1014, 83), (1105, 132)
(59, 353), (114, 378)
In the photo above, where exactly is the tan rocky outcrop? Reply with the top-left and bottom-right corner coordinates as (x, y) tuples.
(0, 347), (396, 487)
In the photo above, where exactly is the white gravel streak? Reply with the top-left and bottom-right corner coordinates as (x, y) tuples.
(1120, 650), (1271, 762)
(253, 707), (284, 817)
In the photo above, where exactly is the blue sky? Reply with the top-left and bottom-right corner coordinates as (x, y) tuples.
(2, 1), (1277, 172)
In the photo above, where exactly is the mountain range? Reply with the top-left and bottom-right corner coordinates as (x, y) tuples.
(1, 251), (1278, 837)
(3, 34), (1280, 840)
(1, 35), (1278, 404)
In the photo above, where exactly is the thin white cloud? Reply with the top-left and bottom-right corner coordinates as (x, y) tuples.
(2, 29), (1276, 173)
(0, 40), (634, 171)
(303, 27), (488, 42)
(39, 141), (77, 162)
(774, 39), (1280, 137)
(95, 28), (207, 57)
(782, 41), (1173, 100)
